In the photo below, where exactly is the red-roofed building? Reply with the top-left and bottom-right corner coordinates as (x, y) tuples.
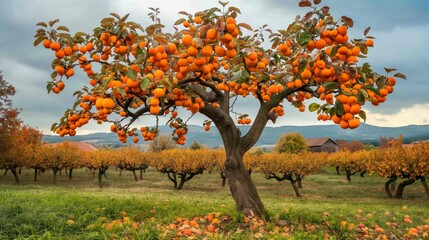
(44, 141), (97, 151)
(306, 138), (339, 153)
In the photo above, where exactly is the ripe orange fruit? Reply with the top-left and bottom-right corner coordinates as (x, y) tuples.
(315, 39), (326, 49)
(194, 16), (202, 24)
(43, 39), (52, 48)
(65, 68), (75, 77)
(337, 26), (348, 36)
(152, 88), (165, 98)
(206, 29), (217, 40)
(52, 86), (61, 94)
(150, 106), (160, 115)
(150, 98), (160, 106)
(301, 69), (312, 79)
(102, 98), (115, 109)
(153, 69), (164, 79)
(56, 81), (65, 90)
(307, 40), (316, 51)
(349, 118), (360, 129)
(182, 35), (193, 46)
(55, 65), (65, 75)
(347, 96), (358, 105)
(340, 120), (349, 129)
(366, 39), (374, 47)
(349, 104), (361, 115)
(50, 42), (61, 51)
(268, 84), (279, 94)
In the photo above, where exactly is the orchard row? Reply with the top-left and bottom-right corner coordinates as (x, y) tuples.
(1, 140), (428, 198)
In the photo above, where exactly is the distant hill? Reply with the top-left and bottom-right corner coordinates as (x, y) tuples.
(43, 123), (429, 148)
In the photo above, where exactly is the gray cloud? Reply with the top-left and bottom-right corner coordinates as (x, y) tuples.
(0, 0), (428, 134)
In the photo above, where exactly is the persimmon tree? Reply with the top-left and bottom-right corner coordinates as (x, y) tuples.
(151, 149), (217, 190)
(35, 0), (404, 216)
(256, 152), (326, 197)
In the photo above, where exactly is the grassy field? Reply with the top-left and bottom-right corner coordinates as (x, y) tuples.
(0, 167), (428, 239)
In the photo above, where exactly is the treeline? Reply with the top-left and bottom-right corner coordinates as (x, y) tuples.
(1, 139), (428, 198)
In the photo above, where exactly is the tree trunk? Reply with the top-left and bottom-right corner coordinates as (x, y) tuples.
(346, 170), (352, 182)
(132, 170), (138, 182)
(221, 172), (227, 187)
(385, 176), (397, 198)
(224, 149), (264, 217)
(4, 168), (8, 176)
(394, 179), (416, 198)
(336, 166), (341, 175)
(18, 168), (21, 174)
(119, 168), (123, 177)
(420, 177), (429, 197)
(98, 170), (105, 189)
(390, 178), (397, 193)
(360, 171), (366, 177)
(34, 168), (38, 182)
(140, 168), (144, 180)
(10, 167), (19, 184)
(104, 171), (107, 179)
(290, 180), (301, 197)
(297, 175), (303, 188)
(68, 168), (73, 180)
(177, 174), (187, 190)
(53, 169), (58, 185)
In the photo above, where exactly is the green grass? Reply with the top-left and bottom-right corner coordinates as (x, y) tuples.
(0, 167), (428, 239)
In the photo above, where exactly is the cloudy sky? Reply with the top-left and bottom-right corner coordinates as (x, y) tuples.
(1, 0), (428, 135)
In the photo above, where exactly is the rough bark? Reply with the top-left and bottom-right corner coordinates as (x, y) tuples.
(291, 181), (301, 197)
(346, 170), (352, 182)
(390, 178), (397, 193)
(420, 177), (429, 197)
(10, 167), (19, 184)
(68, 168), (73, 180)
(394, 179), (416, 198)
(132, 170), (138, 182)
(53, 168), (59, 185)
(221, 172), (227, 187)
(297, 175), (303, 188)
(385, 176), (397, 198)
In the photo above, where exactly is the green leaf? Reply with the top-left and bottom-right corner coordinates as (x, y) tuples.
(359, 110), (367, 122)
(50, 123), (58, 131)
(33, 36), (45, 46)
(309, 103), (320, 112)
(117, 88), (126, 96)
(120, 13), (130, 22)
(363, 85), (380, 95)
(238, 23), (253, 31)
(298, 60), (308, 73)
(324, 82), (338, 92)
(218, 1), (228, 7)
(140, 78), (150, 90)
(228, 6), (241, 14)
(110, 13), (121, 20)
(334, 100), (344, 116)
(174, 18), (187, 25)
(394, 72), (406, 80)
(57, 26), (69, 32)
(126, 69), (137, 80)
(384, 68), (397, 73)
(363, 27), (371, 36)
(36, 22), (48, 27)
(298, 31), (312, 46)
(48, 19), (60, 27)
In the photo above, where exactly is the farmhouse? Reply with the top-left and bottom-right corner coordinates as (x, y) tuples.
(306, 138), (339, 153)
